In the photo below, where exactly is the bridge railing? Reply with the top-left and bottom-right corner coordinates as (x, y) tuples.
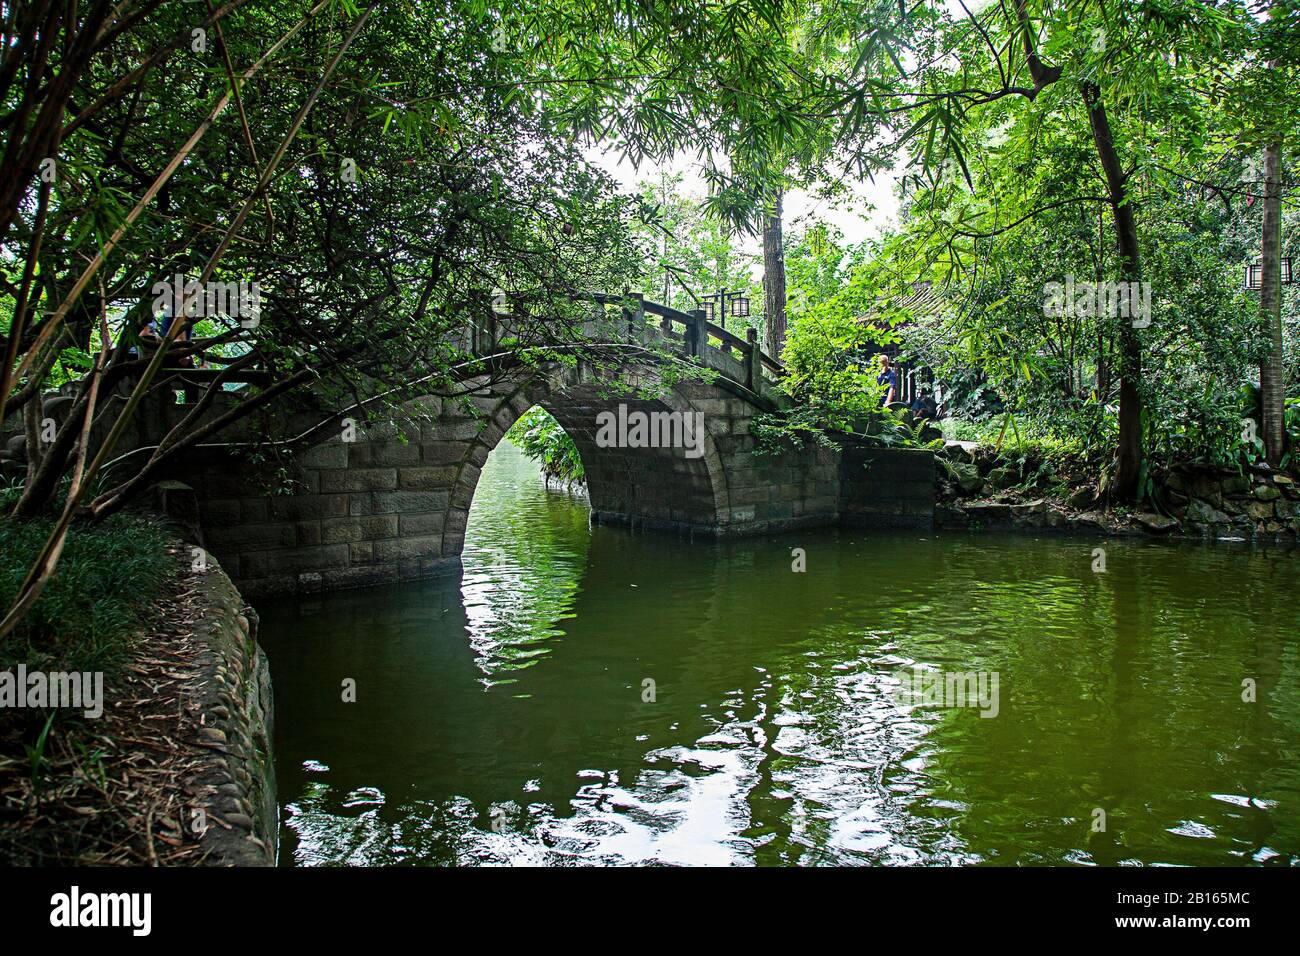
(585, 292), (783, 397)
(142, 291), (784, 401)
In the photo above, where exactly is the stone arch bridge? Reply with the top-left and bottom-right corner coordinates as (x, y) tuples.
(28, 295), (935, 597)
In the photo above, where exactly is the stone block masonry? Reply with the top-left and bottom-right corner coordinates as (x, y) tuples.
(186, 556), (277, 865)
(839, 445), (937, 528)
(152, 366), (935, 598)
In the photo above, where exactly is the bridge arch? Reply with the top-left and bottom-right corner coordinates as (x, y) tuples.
(177, 362), (782, 597)
(427, 368), (736, 561)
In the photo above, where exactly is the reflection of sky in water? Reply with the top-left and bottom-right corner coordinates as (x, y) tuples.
(281, 643), (1008, 866)
(268, 441), (1300, 867)
(285, 751), (768, 867)
(284, 661), (942, 867)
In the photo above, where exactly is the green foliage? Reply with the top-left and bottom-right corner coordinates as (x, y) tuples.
(25, 710), (57, 797)
(784, 222), (857, 322)
(749, 406), (843, 456)
(0, 515), (175, 676)
(3, 0), (654, 521)
(5, 0), (1299, 526)
(782, 304), (892, 428)
(531, 0), (907, 232)
(506, 406), (585, 485)
(631, 174), (761, 323)
(941, 416), (1086, 463)
(758, 229), (935, 449)
(895, 174), (1269, 472)
(863, 0), (1300, 494)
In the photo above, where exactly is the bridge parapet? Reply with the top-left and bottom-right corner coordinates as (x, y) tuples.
(466, 292), (785, 407)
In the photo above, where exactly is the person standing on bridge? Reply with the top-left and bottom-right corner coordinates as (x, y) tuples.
(876, 354), (898, 406)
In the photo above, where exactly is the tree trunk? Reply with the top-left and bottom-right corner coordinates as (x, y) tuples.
(762, 189), (786, 358)
(1259, 139), (1285, 466)
(1096, 332), (1109, 399)
(1083, 82), (1143, 502)
(14, 387), (85, 518)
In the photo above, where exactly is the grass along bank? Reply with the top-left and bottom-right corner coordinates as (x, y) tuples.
(506, 406), (586, 488)
(0, 506), (192, 863)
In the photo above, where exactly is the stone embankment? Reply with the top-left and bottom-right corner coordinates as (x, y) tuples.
(175, 549), (277, 865)
(934, 442), (1300, 542)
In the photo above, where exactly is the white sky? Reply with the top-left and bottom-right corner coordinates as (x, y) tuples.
(584, 146), (902, 270)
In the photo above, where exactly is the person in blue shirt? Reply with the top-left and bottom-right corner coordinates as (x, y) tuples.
(876, 353), (898, 406)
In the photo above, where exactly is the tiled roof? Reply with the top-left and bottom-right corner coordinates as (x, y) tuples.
(856, 281), (944, 326)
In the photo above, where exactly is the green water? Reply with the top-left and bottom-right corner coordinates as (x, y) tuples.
(258, 441), (1300, 866)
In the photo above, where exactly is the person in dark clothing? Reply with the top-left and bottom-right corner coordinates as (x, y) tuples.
(910, 385), (938, 420)
(157, 302), (194, 367)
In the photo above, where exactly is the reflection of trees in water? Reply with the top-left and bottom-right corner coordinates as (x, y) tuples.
(918, 537), (1300, 866)
(461, 441), (591, 682)
(263, 513), (1300, 866)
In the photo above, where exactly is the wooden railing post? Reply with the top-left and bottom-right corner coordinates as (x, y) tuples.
(504, 292), (527, 344)
(621, 291), (644, 338)
(745, 327), (758, 391)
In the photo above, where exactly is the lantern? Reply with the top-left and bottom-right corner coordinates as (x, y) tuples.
(1246, 257), (1294, 290)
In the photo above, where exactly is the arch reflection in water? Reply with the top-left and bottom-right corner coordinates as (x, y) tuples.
(258, 440), (1300, 867)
